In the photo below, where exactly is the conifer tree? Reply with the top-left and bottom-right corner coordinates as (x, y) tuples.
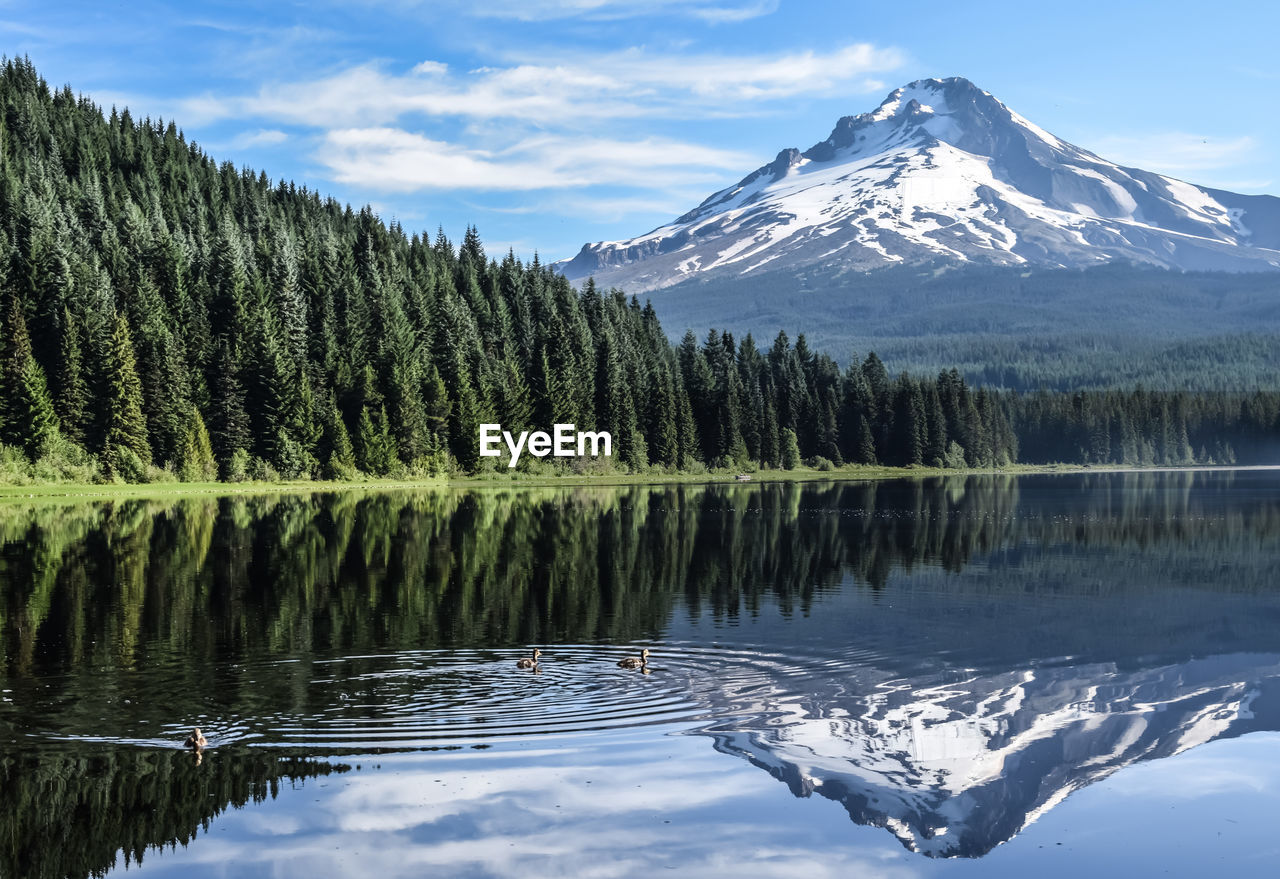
(387, 360), (430, 465)
(596, 322), (641, 467)
(781, 427), (802, 470)
(322, 401), (357, 480)
(56, 305), (89, 445)
(0, 294), (57, 458)
(202, 350), (243, 460)
(862, 352), (893, 459)
(924, 384), (948, 467)
(963, 394), (985, 467)
(679, 331), (718, 461)
(178, 405), (216, 482)
(673, 371), (699, 469)
(357, 404), (397, 476)
(270, 228), (308, 363)
(736, 334), (764, 460)
(854, 414), (877, 465)
(646, 370), (679, 468)
(104, 312), (152, 469)
(421, 362), (452, 441)
(210, 214), (251, 349)
(432, 291), (483, 469)
(817, 385), (842, 464)
(760, 396), (781, 468)
(891, 378), (925, 466)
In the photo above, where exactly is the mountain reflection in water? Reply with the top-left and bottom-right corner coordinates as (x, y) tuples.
(2, 470), (1279, 876)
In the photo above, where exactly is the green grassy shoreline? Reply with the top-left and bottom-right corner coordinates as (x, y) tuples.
(1, 462), (1262, 505)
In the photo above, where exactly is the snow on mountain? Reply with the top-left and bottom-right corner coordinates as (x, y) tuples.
(558, 77), (1280, 290)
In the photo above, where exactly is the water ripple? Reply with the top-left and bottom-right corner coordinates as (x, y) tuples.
(39, 642), (888, 752)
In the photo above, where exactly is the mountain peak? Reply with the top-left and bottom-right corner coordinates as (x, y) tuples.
(558, 78), (1280, 289)
(806, 75), (1057, 166)
(875, 76), (985, 114)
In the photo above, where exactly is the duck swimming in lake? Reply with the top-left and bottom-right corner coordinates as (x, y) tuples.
(617, 648), (649, 670)
(183, 728), (207, 750)
(516, 648), (541, 669)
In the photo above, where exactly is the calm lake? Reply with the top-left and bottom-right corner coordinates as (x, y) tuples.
(3, 470), (1280, 878)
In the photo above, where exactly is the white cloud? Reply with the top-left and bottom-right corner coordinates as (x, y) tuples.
(477, 193), (706, 221)
(690, 0), (780, 23)
(318, 128), (755, 192)
(0, 17), (50, 37)
(419, 0), (780, 23)
(130, 37), (903, 229)
(1231, 65), (1280, 82)
(1104, 735), (1280, 800)
(561, 43), (903, 102)
(1091, 132), (1259, 175)
(410, 60), (449, 76)
(232, 128), (289, 148)
(153, 748), (925, 879)
(172, 42), (904, 128)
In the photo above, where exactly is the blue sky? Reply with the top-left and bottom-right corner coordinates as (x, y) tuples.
(4, 0), (1277, 261)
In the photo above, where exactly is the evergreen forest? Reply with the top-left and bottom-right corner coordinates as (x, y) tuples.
(646, 261), (1280, 391)
(0, 57), (1278, 484)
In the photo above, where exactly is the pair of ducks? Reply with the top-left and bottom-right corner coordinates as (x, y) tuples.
(516, 648), (650, 670)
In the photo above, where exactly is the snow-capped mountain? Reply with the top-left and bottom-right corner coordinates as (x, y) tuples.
(558, 77), (1280, 290)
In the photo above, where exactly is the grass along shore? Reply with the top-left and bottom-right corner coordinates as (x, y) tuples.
(2, 461), (1268, 505)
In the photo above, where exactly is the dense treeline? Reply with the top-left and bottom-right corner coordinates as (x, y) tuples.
(0, 57), (696, 481)
(863, 331), (1280, 393)
(648, 260), (1280, 391)
(0, 57), (1277, 483)
(679, 339), (1280, 468)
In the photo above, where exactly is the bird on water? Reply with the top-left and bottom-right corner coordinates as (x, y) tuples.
(516, 648), (541, 669)
(183, 728), (208, 749)
(618, 648), (650, 669)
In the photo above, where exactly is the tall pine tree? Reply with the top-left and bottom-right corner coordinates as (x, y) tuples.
(104, 311), (152, 469)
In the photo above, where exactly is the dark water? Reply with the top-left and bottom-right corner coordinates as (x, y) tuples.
(3, 470), (1280, 878)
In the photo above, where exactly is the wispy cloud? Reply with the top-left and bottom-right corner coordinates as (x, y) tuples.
(1230, 64), (1280, 82)
(148, 40), (901, 203)
(319, 128), (755, 191)
(0, 17), (50, 37)
(690, 0), (780, 23)
(158, 747), (924, 878)
(231, 128), (290, 148)
(474, 193), (707, 221)
(1091, 133), (1259, 175)
(406, 0), (780, 23)
(170, 42), (904, 128)
(62, 20), (903, 245)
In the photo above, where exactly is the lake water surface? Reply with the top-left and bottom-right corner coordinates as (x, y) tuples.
(3, 470), (1280, 878)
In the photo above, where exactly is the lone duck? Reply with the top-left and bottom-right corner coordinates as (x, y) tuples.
(183, 727), (208, 750)
(617, 648), (650, 670)
(516, 648), (541, 669)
